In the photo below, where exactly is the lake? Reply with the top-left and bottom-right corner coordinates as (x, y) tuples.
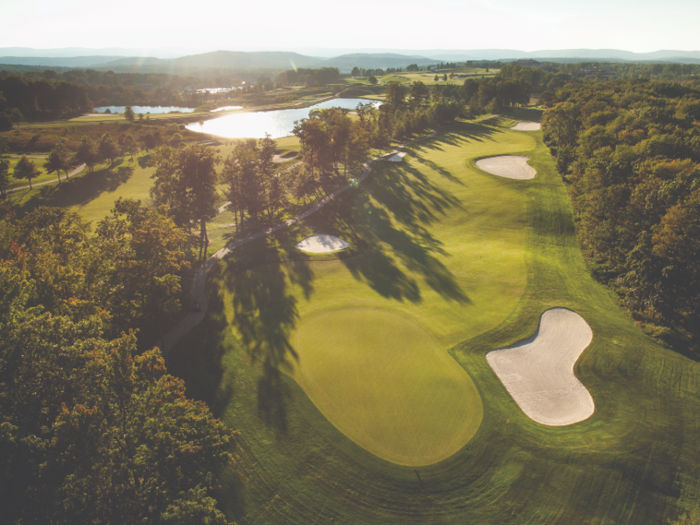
(94, 106), (196, 114)
(186, 98), (380, 139)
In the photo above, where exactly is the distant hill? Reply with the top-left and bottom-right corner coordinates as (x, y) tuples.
(324, 53), (435, 71)
(0, 47), (198, 59)
(0, 56), (127, 67)
(102, 51), (324, 72)
(3, 48), (700, 74)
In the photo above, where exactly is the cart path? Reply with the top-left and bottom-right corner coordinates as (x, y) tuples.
(8, 163), (87, 193)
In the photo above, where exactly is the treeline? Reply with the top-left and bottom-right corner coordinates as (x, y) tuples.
(497, 63), (571, 94)
(276, 67), (340, 87)
(0, 69), (245, 109)
(0, 75), (91, 127)
(0, 205), (236, 524)
(458, 73), (532, 115)
(542, 79), (700, 342)
(351, 66), (402, 77)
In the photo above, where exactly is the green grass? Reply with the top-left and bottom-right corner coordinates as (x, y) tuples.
(4, 156), (54, 188)
(168, 122), (700, 524)
(12, 156), (156, 225)
(292, 308), (483, 466)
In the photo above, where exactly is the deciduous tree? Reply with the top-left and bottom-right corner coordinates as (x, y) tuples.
(13, 155), (40, 189)
(74, 136), (99, 172)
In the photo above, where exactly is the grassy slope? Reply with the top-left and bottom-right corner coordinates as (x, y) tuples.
(168, 121), (700, 524)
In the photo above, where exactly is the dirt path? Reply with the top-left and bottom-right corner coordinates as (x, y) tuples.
(8, 163), (87, 193)
(160, 128), (445, 355)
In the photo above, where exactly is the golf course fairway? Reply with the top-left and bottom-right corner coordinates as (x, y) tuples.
(293, 309), (483, 466)
(169, 118), (700, 524)
(211, 122), (533, 466)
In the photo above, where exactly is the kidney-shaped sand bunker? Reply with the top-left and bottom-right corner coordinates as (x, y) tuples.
(476, 155), (536, 180)
(292, 309), (483, 466)
(486, 308), (595, 426)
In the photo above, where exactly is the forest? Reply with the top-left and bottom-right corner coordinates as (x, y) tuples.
(542, 79), (700, 347)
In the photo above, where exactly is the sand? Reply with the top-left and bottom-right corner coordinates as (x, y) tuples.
(296, 234), (350, 253)
(512, 121), (541, 131)
(386, 151), (407, 162)
(476, 155), (536, 180)
(486, 308), (595, 426)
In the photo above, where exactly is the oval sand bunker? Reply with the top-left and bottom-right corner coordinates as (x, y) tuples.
(511, 121), (541, 131)
(486, 308), (595, 426)
(476, 155), (536, 180)
(296, 234), (350, 253)
(293, 309), (483, 466)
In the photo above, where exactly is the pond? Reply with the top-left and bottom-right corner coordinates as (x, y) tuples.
(93, 106), (196, 114)
(186, 98), (380, 139)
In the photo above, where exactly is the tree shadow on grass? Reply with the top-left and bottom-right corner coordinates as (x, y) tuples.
(22, 164), (135, 213)
(167, 280), (233, 417)
(218, 234), (315, 433)
(342, 161), (471, 304)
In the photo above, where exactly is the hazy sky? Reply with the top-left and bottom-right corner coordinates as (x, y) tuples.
(1, 0), (698, 54)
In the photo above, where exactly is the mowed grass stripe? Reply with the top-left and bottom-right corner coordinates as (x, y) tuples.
(293, 309), (483, 466)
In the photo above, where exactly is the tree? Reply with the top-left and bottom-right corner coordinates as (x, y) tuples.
(74, 136), (99, 172)
(122, 133), (140, 161)
(434, 74), (439, 82)
(351, 67), (360, 77)
(97, 198), (190, 341)
(409, 81), (430, 106)
(670, 509), (700, 525)
(179, 144), (220, 252)
(44, 142), (71, 183)
(368, 75), (378, 85)
(293, 117), (332, 191)
(13, 155), (40, 189)
(0, 157), (9, 198)
(124, 105), (135, 122)
(98, 132), (119, 165)
(8, 107), (22, 128)
(443, 73), (448, 81)
(385, 81), (407, 109)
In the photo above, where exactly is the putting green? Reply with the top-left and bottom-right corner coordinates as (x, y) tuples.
(292, 308), (483, 466)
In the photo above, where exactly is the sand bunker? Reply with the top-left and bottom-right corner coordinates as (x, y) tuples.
(296, 234), (350, 253)
(511, 121), (541, 131)
(476, 156), (536, 180)
(486, 308), (595, 426)
(386, 151), (407, 162)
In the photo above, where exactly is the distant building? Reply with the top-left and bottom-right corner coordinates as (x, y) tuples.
(427, 65), (436, 71)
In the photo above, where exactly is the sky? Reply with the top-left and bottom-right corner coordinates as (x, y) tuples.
(1, 0), (699, 55)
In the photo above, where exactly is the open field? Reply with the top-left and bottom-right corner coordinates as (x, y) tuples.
(167, 120), (700, 524)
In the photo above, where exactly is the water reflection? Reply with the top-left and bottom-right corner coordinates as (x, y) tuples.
(187, 98), (380, 139)
(94, 105), (195, 114)
(211, 106), (244, 112)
